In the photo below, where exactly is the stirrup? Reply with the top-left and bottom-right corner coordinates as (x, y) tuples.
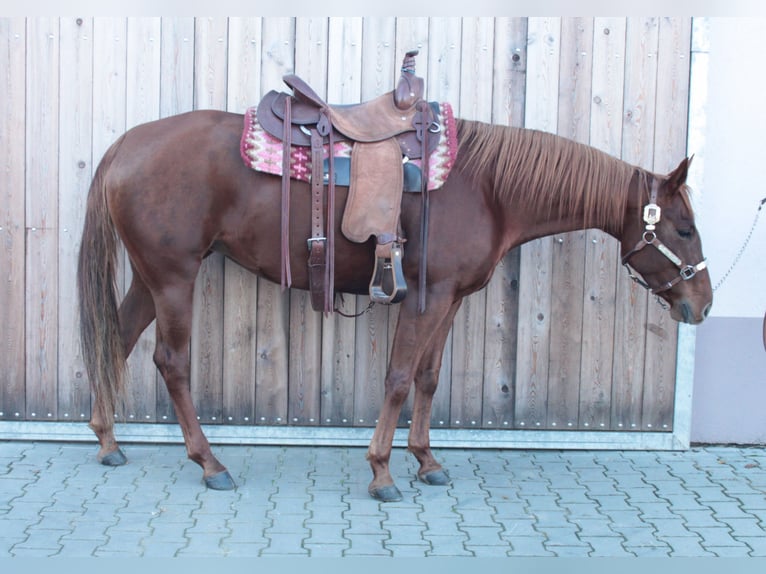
(369, 243), (407, 304)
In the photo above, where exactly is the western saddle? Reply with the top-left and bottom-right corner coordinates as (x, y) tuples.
(256, 50), (441, 314)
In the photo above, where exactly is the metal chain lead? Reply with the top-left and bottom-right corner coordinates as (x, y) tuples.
(713, 197), (766, 291)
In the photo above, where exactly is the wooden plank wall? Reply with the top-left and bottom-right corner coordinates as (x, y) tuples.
(0, 17), (690, 437)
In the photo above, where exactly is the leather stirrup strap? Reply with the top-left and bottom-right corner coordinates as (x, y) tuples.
(325, 126), (336, 313)
(417, 101), (431, 314)
(308, 126), (326, 313)
(281, 96), (292, 291)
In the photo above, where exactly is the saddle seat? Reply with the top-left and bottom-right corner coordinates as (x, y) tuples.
(258, 50), (438, 314)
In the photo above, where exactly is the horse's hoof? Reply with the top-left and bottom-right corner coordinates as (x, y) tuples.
(204, 470), (237, 491)
(99, 448), (127, 467)
(420, 469), (450, 486)
(368, 484), (403, 502)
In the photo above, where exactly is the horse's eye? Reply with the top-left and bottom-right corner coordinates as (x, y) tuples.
(677, 227), (695, 239)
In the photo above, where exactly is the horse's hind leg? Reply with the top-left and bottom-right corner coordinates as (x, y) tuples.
(152, 281), (235, 490)
(408, 300), (461, 486)
(90, 272), (156, 466)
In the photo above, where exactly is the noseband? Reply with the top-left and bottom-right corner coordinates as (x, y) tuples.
(621, 176), (707, 301)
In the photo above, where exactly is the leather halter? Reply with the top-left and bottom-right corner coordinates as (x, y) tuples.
(621, 175), (707, 298)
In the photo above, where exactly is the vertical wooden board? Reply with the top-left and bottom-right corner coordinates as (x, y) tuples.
(449, 17), (494, 429)
(642, 17), (691, 432)
(58, 17), (94, 422)
(190, 17), (227, 423)
(226, 17), (262, 113)
(0, 18), (26, 420)
(256, 17), (294, 425)
(515, 17), (560, 429)
(25, 18), (59, 421)
(492, 17), (527, 127)
(92, 18), (127, 180)
(579, 17), (627, 430)
(425, 17), (462, 426)
(287, 17), (327, 426)
(611, 17), (658, 431)
(221, 18), (263, 426)
(159, 17), (195, 117)
(123, 17), (162, 424)
(482, 17), (527, 429)
(156, 16), (195, 423)
(545, 18), (592, 430)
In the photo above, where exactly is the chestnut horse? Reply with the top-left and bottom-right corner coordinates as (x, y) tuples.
(77, 111), (712, 502)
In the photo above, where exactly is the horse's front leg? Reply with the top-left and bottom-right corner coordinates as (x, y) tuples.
(153, 284), (235, 490)
(407, 299), (462, 486)
(366, 295), (453, 502)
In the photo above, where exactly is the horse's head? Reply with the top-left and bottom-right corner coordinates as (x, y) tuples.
(621, 157), (713, 325)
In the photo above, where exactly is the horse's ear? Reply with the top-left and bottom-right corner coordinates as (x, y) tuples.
(667, 155), (693, 190)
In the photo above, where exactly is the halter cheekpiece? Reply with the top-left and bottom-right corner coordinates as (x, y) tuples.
(621, 174), (708, 303)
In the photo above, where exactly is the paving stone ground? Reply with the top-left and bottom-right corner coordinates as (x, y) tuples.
(1, 441), (765, 557)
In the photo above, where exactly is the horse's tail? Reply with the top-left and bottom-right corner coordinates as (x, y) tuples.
(77, 137), (127, 425)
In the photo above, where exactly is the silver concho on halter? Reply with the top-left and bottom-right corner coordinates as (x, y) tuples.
(643, 203), (661, 230)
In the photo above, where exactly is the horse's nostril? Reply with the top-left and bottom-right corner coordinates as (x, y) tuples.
(702, 302), (712, 320)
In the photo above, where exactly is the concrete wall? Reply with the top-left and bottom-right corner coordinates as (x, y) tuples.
(689, 17), (766, 443)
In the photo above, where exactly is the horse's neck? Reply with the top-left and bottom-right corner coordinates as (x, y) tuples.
(492, 178), (632, 251)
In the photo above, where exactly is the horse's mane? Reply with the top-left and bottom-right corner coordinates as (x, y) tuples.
(456, 120), (644, 231)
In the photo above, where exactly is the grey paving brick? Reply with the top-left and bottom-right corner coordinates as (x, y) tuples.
(343, 533), (391, 556)
(737, 536), (766, 556)
(12, 528), (68, 550)
(705, 500), (756, 519)
(426, 536), (473, 556)
(723, 517), (766, 537)
(457, 507), (499, 527)
(562, 502), (605, 519)
(705, 545), (756, 557)
(574, 518), (618, 537)
(660, 535), (715, 556)
(259, 531), (310, 555)
(141, 540), (187, 557)
(0, 518), (32, 544)
(496, 517), (538, 536)
(505, 536), (556, 556)
(419, 515), (464, 536)
(646, 517), (696, 538)
(304, 525), (349, 545)
(459, 525), (504, 545)
(304, 543), (348, 557)
(540, 526), (591, 547)
(671, 508), (727, 527)
(465, 543), (511, 556)
(51, 538), (103, 557)
(609, 526), (663, 547)
(693, 526), (748, 547)
(623, 544), (671, 556)
(223, 542), (269, 556)
(587, 494), (633, 512)
(579, 536), (631, 556)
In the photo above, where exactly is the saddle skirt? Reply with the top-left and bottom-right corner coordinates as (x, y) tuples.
(240, 101), (458, 195)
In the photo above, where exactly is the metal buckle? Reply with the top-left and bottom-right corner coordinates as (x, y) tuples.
(306, 236), (326, 251)
(680, 265), (698, 281)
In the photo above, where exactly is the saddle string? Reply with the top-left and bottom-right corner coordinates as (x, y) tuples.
(418, 101), (431, 314)
(281, 95), (292, 290)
